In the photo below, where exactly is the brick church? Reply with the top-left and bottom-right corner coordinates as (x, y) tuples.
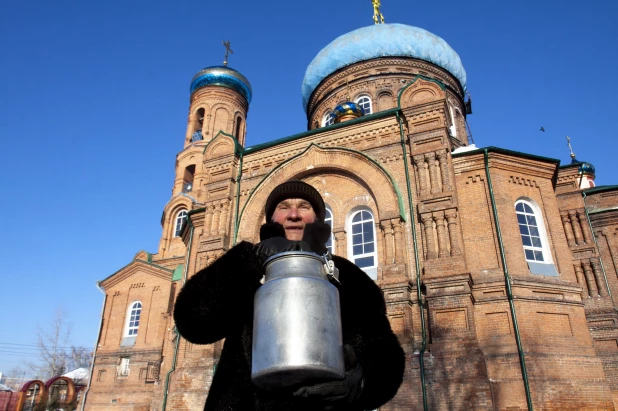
(82, 21), (618, 411)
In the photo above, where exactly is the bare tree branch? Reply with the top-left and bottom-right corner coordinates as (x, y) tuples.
(27, 308), (72, 380)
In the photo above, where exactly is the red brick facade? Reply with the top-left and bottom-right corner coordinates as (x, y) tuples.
(82, 51), (618, 411)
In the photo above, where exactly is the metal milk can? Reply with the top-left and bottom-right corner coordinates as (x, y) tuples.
(251, 251), (345, 390)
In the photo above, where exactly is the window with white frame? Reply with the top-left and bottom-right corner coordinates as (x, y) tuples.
(174, 210), (188, 237)
(119, 358), (130, 377)
(515, 199), (557, 276)
(355, 95), (372, 115)
(325, 207), (335, 254)
(322, 111), (334, 127)
(348, 210), (377, 279)
(124, 301), (142, 337)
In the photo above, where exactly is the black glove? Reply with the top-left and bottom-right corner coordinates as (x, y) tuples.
(255, 222), (331, 264)
(293, 345), (364, 410)
(254, 237), (313, 265)
(301, 222), (332, 256)
(259, 222), (287, 241)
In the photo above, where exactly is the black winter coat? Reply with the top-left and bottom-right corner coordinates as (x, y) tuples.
(174, 240), (405, 411)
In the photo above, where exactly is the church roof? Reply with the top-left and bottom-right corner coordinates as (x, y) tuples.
(301, 23), (467, 112)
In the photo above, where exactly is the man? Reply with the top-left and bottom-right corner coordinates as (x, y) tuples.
(174, 180), (405, 411)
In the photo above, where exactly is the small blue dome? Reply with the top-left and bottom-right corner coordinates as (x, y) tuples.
(190, 66), (252, 103)
(301, 23), (467, 112)
(332, 102), (364, 122)
(578, 161), (596, 176)
(569, 156), (596, 176)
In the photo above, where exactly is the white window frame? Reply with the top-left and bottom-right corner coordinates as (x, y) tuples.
(174, 210), (188, 237)
(514, 198), (557, 276)
(346, 208), (378, 280)
(322, 111), (334, 127)
(119, 358), (130, 377)
(355, 95), (372, 115)
(324, 206), (335, 255)
(124, 301), (142, 337)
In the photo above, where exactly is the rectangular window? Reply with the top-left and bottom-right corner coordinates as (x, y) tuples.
(119, 358), (130, 376)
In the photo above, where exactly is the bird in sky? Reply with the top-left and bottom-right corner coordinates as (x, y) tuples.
(540, 127), (545, 132)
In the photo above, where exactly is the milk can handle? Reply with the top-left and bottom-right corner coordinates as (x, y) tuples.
(322, 254), (341, 286)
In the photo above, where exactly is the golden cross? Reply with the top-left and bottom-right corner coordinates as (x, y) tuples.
(372, 0), (384, 24)
(222, 41), (233, 66)
(566, 136), (576, 160)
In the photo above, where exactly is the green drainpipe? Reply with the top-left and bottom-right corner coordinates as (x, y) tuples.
(582, 191), (613, 302)
(233, 151), (244, 246)
(162, 217), (195, 411)
(483, 149), (534, 411)
(396, 112), (428, 411)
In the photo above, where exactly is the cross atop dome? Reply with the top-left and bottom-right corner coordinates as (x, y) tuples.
(222, 40), (233, 66)
(372, 0), (385, 24)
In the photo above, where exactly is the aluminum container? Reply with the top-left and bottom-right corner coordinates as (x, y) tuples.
(251, 251), (344, 389)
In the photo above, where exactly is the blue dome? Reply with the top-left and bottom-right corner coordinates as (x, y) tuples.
(301, 23), (467, 112)
(568, 156), (596, 177)
(578, 161), (596, 176)
(190, 66), (252, 103)
(332, 102), (364, 122)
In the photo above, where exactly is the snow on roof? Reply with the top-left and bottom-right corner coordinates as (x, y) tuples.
(0, 383), (13, 392)
(62, 368), (89, 381)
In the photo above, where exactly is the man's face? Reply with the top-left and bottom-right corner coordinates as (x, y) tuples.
(271, 198), (317, 241)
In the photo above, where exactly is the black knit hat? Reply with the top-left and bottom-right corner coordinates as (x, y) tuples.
(265, 180), (326, 223)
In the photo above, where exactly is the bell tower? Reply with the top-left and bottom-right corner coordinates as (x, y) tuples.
(158, 55), (252, 258)
(184, 63), (252, 148)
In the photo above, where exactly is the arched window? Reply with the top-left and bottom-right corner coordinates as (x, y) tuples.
(174, 210), (188, 237)
(348, 210), (377, 279)
(192, 108), (205, 142)
(515, 199), (557, 276)
(183, 165), (195, 193)
(325, 207), (335, 254)
(235, 116), (243, 139)
(355, 95), (372, 115)
(124, 301), (142, 337)
(322, 111), (334, 127)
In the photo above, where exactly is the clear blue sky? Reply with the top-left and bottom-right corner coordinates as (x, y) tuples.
(1, 0), (617, 375)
